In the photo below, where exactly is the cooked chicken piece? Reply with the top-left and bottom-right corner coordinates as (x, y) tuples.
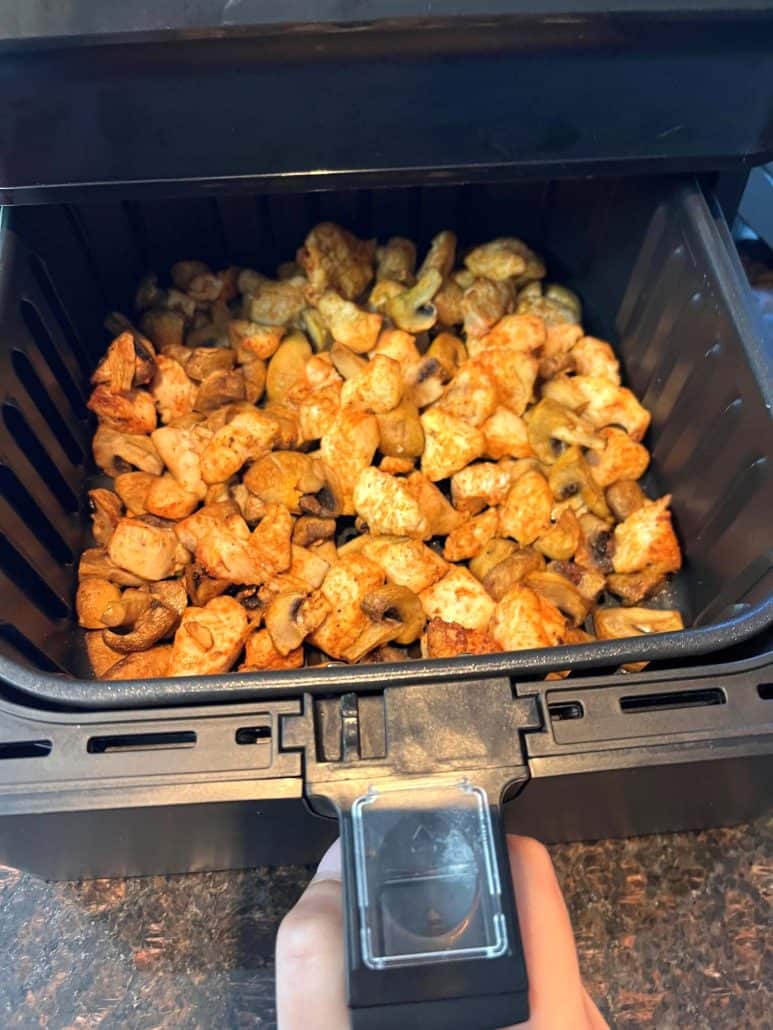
(613, 495), (681, 575)
(451, 462), (513, 515)
(432, 362), (498, 428)
(240, 628), (304, 671)
(360, 535), (448, 594)
(260, 401), (301, 451)
(140, 309), (186, 353)
(376, 237), (416, 285)
(465, 238), (545, 282)
(199, 407), (278, 484)
(244, 451), (325, 513)
(89, 366), (159, 430)
(594, 606), (684, 644)
(76, 577), (123, 629)
(150, 354), (196, 424)
(286, 544), (331, 590)
(404, 472), (464, 535)
(88, 489), (123, 546)
(185, 346), (235, 382)
(85, 631), (125, 678)
(571, 336), (620, 384)
(309, 553), (386, 660)
(606, 568), (667, 605)
(243, 277), (307, 327)
(443, 508), (499, 562)
(352, 467), (430, 539)
(516, 282), (581, 326)
(230, 482), (265, 524)
(539, 323), (584, 380)
(144, 474), (200, 520)
(192, 512), (268, 585)
(481, 407), (534, 460)
(421, 618), (502, 658)
(419, 566), (495, 631)
(193, 369), (246, 413)
(105, 645), (173, 680)
(373, 329), (422, 373)
(79, 547), (147, 587)
(169, 596), (249, 676)
(474, 348), (538, 417)
(317, 290), (382, 353)
(542, 375), (650, 442)
(295, 381), (343, 442)
(418, 231), (457, 279)
(228, 320), (284, 361)
(91, 331), (155, 392)
(490, 584), (567, 651)
(341, 354), (404, 413)
(320, 410), (380, 514)
(469, 314), (546, 358)
(175, 500), (237, 550)
(434, 278), (465, 327)
(547, 560), (606, 604)
(265, 333), (313, 402)
(420, 409), (485, 482)
(151, 424), (208, 498)
(250, 502), (294, 577)
(298, 223), (375, 301)
(461, 277), (514, 339)
(379, 455), (415, 475)
(108, 517), (187, 581)
(586, 426), (650, 488)
(288, 352), (343, 400)
(499, 469), (553, 545)
(241, 359), (266, 404)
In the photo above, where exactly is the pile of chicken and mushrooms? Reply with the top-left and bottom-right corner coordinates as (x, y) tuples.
(78, 223), (683, 680)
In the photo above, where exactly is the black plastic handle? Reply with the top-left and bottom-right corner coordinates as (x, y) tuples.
(339, 792), (529, 1030)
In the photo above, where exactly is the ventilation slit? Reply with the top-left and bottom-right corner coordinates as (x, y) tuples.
(0, 538), (69, 619)
(18, 299), (85, 411)
(2, 403), (78, 512)
(0, 624), (63, 672)
(11, 349), (84, 464)
(27, 254), (91, 375)
(0, 466), (73, 563)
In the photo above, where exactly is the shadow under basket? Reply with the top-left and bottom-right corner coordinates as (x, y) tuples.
(0, 175), (771, 710)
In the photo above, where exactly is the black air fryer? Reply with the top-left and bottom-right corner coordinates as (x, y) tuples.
(0, 5), (772, 1028)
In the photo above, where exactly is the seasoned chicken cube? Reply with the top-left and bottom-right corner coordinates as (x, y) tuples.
(228, 321), (284, 361)
(481, 407), (534, 460)
(420, 409), (485, 482)
(320, 410), (380, 513)
(464, 238), (545, 282)
(195, 518), (267, 584)
(613, 495), (682, 575)
(199, 408), (279, 484)
(145, 474), (200, 520)
(419, 566), (495, 631)
(490, 584), (567, 651)
(405, 472), (464, 535)
(543, 375), (650, 442)
(353, 467), (430, 539)
(297, 223), (375, 300)
(433, 362), (498, 427)
(151, 423), (208, 498)
(309, 553), (386, 659)
(88, 488), (123, 546)
(586, 427), (650, 488)
(443, 508), (499, 562)
(376, 238), (416, 285)
(239, 628), (304, 671)
(360, 535), (448, 594)
(469, 314), (546, 358)
(150, 354), (196, 424)
(571, 336), (620, 384)
(317, 290), (382, 353)
(499, 469), (553, 545)
(341, 354), (404, 413)
(421, 618), (502, 658)
(373, 329), (422, 378)
(461, 278), (513, 339)
(474, 348), (538, 417)
(91, 331), (155, 393)
(169, 596), (248, 676)
(451, 462), (513, 515)
(175, 501), (237, 551)
(108, 517), (186, 581)
(539, 323), (583, 380)
(243, 277), (307, 327)
(250, 502), (294, 577)
(297, 382), (343, 442)
(87, 385), (157, 435)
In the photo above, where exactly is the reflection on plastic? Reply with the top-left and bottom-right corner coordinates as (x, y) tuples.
(351, 779), (508, 970)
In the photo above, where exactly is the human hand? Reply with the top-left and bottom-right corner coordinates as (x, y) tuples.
(276, 834), (608, 1029)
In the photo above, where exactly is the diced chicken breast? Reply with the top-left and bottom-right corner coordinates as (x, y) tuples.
(586, 427), (650, 488)
(239, 628), (304, 671)
(543, 375), (650, 442)
(420, 409), (485, 482)
(309, 554), (386, 659)
(353, 467), (430, 539)
(341, 354), (404, 413)
(151, 354), (196, 424)
(490, 584), (567, 651)
(613, 495), (682, 574)
(320, 410), (380, 513)
(360, 535), (449, 594)
(421, 618), (502, 658)
(169, 596), (249, 676)
(451, 462), (513, 514)
(499, 469), (553, 545)
(474, 348), (538, 416)
(419, 566), (495, 630)
(571, 336), (620, 384)
(443, 508), (500, 562)
(481, 407), (534, 460)
(433, 362), (498, 427)
(199, 408), (279, 484)
(108, 517), (183, 581)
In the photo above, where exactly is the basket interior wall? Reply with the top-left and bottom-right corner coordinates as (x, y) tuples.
(0, 175), (770, 676)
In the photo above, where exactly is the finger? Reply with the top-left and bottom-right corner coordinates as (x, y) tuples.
(506, 835), (604, 1029)
(275, 840), (349, 1030)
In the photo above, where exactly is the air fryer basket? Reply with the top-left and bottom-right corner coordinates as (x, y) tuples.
(0, 175), (770, 709)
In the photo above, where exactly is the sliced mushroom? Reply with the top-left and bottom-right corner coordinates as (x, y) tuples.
(534, 508), (581, 561)
(113, 471), (156, 516)
(292, 516), (337, 548)
(302, 307), (331, 352)
(100, 586), (152, 629)
(606, 479), (647, 521)
(183, 564), (230, 606)
(376, 237), (417, 284)
(546, 560), (606, 603)
(330, 343), (368, 380)
(375, 400), (425, 458)
(92, 426), (164, 479)
(265, 590), (331, 656)
(102, 597), (182, 653)
(469, 538), (517, 582)
(135, 274), (165, 312)
(575, 513), (616, 574)
(594, 606), (684, 642)
(140, 308), (186, 351)
(525, 398), (601, 465)
(426, 333), (467, 379)
(524, 570), (590, 626)
(193, 369), (246, 412)
(298, 462), (346, 518)
(76, 577), (123, 629)
(547, 446), (610, 519)
(88, 489), (123, 546)
(482, 549), (546, 601)
(405, 355), (449, 409)
(368, 279), (404, 313)
(104, 645), (172, 680)
(606, 568), (667, 605)
(171, 260), (211, 291)
(231, 482), (266, 524)
(87, 385), (157, 435)
(266, 332), (313, 400)
(353, 585), (426, 656)
(386, 269), (443, 333)
(79, 547), (147, 587)
(243, 451), (325, 513)
(417, 231), (457, 280)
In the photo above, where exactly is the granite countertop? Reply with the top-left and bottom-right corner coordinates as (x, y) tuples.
(1, 815), (770, 1029)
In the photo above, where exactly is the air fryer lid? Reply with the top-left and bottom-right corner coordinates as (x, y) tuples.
(1, 4), (772, 202)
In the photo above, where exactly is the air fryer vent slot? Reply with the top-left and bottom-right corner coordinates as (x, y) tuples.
(0, 739), (52, 760)
(18, 298), (84, 412)
(235, 726), (272, 745)
(0, 536), (69, 619)
(758, 684), (773, 700)
(87, 731), (197, 754)
(1, 402), (78, 513)
(548, 701), (585, 722)
(620, 688), (726, 714)
(11, 348), (84, 465)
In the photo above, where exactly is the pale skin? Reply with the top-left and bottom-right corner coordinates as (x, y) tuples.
(276, 835), (608, 1030)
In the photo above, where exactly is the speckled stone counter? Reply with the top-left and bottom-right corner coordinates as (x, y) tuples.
(1, 816), (770, 1029)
